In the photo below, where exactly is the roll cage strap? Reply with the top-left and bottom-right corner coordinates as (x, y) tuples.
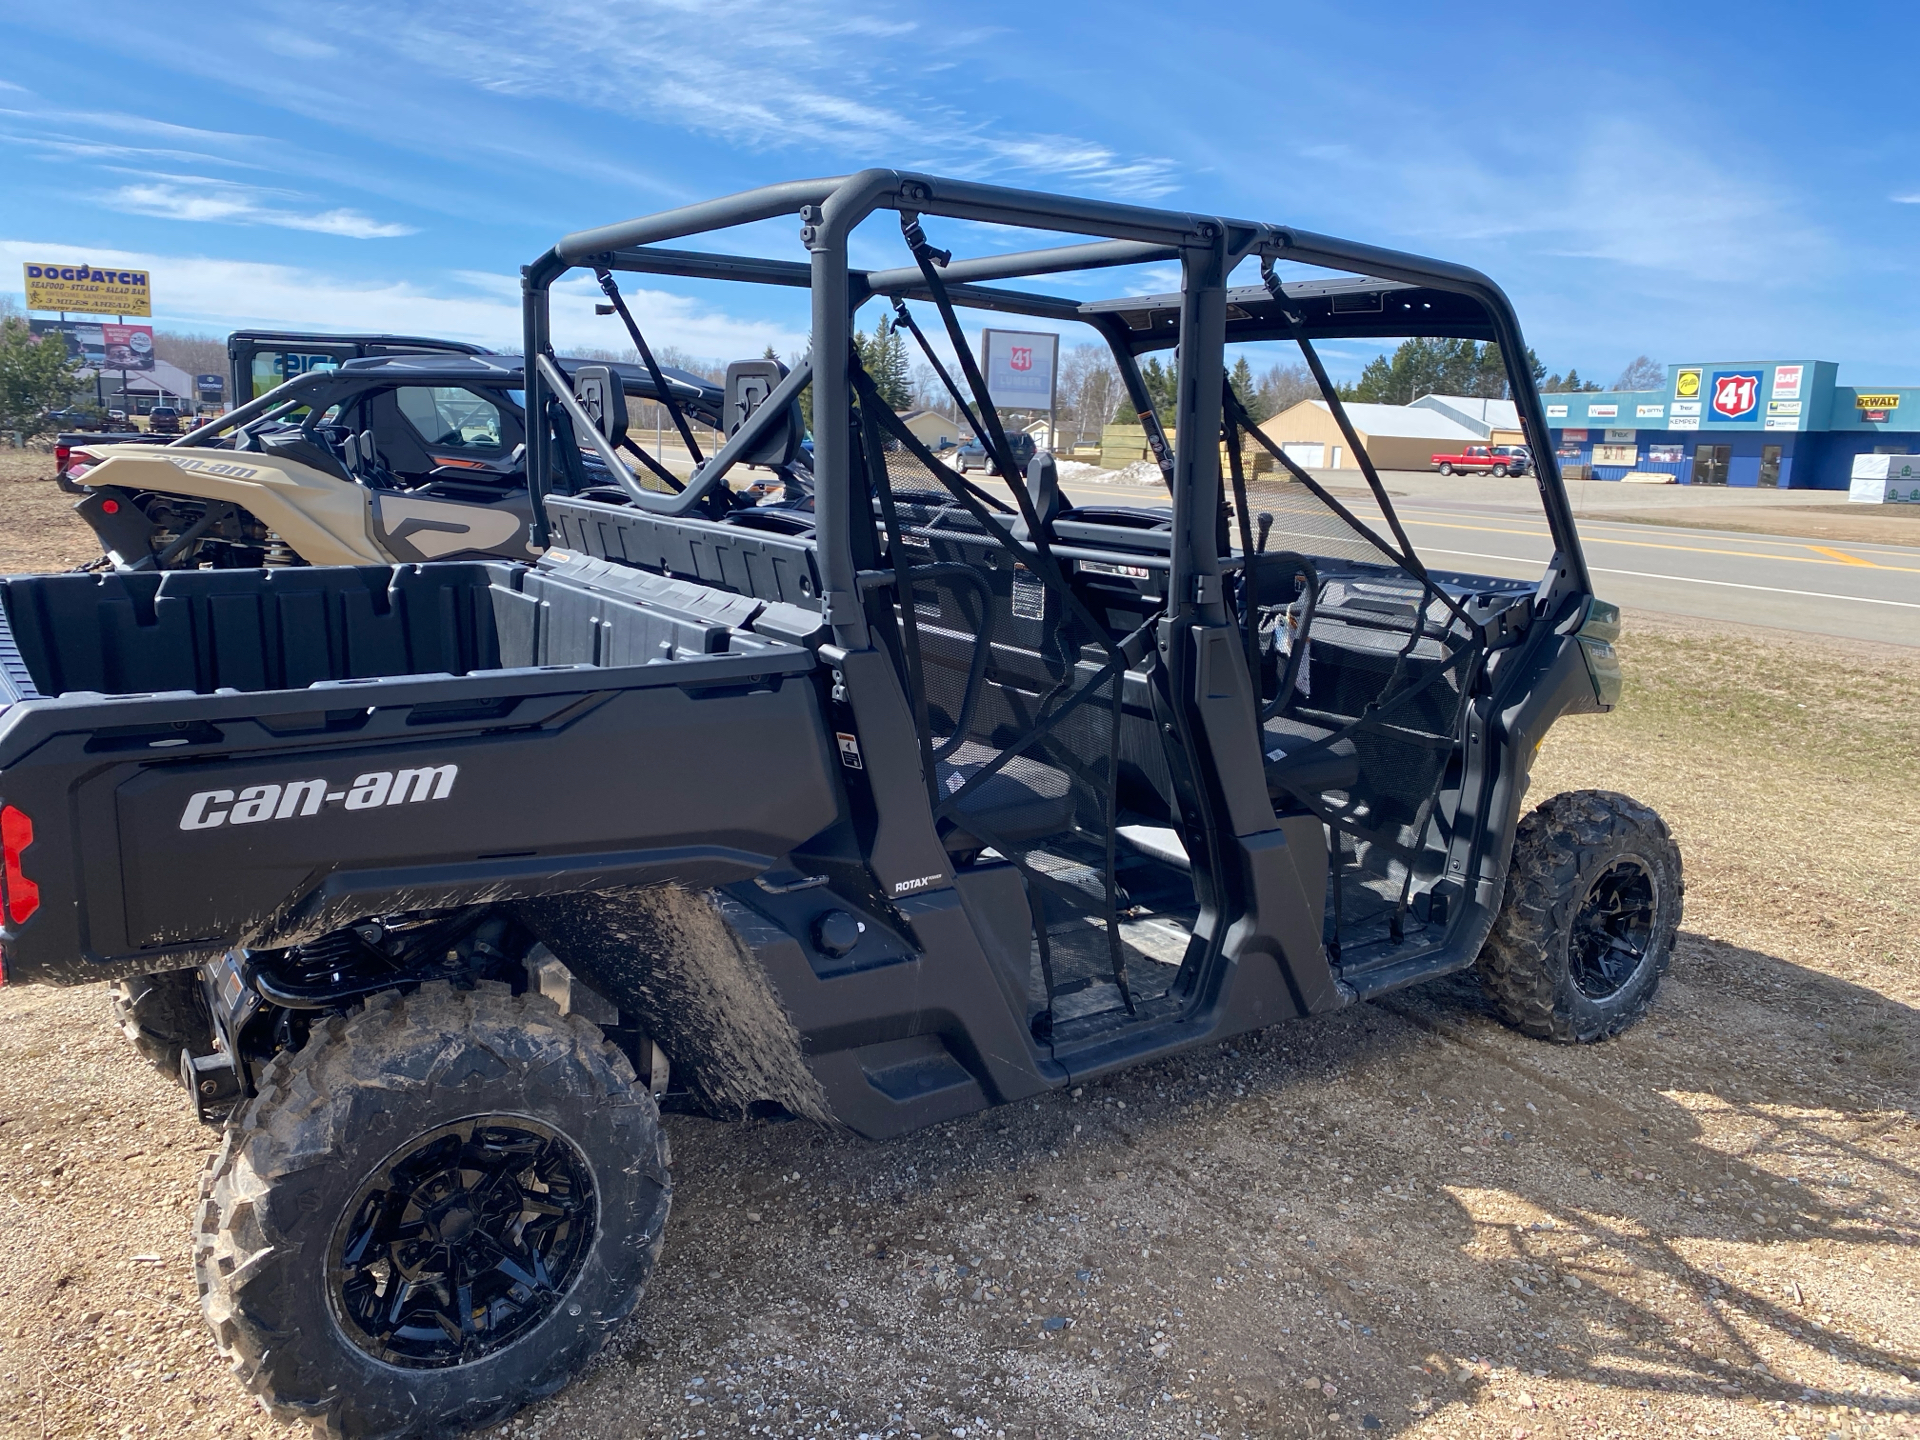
(1221, 382), (1263, 700)
(882, 298), (1014, 516)
(899, 213), (1031, 496)
(1258, 258), (1423, 576)
(617, 433), (686, 492)
(888, 298), (985, 445)
(594, 266), (705, 467)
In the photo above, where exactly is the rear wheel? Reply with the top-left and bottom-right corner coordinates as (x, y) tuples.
(1493, 464), (1510, 476)
(109, 969), (211, 1080)
(1438, 462), (1454, 475)
(1476, 789), (1682, 1042)
(195, 982), (670, 1438)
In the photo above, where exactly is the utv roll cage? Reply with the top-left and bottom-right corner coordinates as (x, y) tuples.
(521, 170), (1589, 606)
(516, 169), (1602, 1048)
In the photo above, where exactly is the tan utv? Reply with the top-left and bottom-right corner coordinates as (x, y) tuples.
(64, 349), (802, 570)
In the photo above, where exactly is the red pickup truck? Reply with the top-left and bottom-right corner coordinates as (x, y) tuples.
(1431, 444), (1530, 476)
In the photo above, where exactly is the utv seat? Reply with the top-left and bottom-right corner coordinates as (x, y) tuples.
(933, 740), (1074, 854)
(1260, 713), (1359, 801)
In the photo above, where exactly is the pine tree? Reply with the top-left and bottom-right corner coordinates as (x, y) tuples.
(852, 317), (913, 412)
(1230, 355), (1261, 420)
(1140, 356), (1179, 418)
(0, 318), (81, 438)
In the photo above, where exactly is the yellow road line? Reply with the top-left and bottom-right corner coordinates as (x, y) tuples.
(1399, 516), (1920, 574)
(1807, 544), (1877, 567)
(1063, 484), (1920, 571)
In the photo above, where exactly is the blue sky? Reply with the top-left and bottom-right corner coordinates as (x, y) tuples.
(5, 0), (1920, 385)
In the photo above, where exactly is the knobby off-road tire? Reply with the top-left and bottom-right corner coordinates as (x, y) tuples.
(195, 981), (671, 1439)
(1476, 789), (1683, 1043)
(108, 969), (211, 1079)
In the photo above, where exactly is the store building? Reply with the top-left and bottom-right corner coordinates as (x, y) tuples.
(1255, 398), (1490, 471)
(1545, 362), (1919, 489)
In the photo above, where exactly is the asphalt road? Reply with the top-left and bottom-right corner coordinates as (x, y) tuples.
(1057, 473), (1920, 647)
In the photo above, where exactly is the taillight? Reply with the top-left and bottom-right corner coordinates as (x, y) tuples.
(1, 805), (39, 924)
(54, 444), (70, 469)
(67, 447), (98, 482)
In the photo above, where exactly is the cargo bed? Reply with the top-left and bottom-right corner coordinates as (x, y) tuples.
(0, 554), (837, 985)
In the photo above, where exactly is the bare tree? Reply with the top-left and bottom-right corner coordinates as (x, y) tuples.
(1612, 355), (1666, 391)
(911, 361), (963, 420)
(1255, 361), (1317, 420)
(1057, 343), (1120, 445)
(152, 331), (226, 379)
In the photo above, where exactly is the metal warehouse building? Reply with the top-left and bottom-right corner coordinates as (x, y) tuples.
(1547, 361), (1919, 490)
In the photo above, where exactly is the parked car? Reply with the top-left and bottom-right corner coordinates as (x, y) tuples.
(1494, 444), (1532, 476)
(146, 405), (182, 435)
(40, 407), (105, 431)
(953, 430), (1036, 473)
(1432, 444), (1522, 476)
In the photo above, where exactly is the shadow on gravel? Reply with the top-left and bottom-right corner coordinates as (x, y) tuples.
(1361, 931), (1920, 1430)
(496, 928), (1917, 1439)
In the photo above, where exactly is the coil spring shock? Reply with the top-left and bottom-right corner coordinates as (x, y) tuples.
(263, 534), (297, 566)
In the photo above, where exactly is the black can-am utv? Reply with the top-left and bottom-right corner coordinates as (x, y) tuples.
(0, 170), (1678, 1438)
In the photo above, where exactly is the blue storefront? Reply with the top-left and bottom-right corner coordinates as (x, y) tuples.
(1545, 361), (1920, 489)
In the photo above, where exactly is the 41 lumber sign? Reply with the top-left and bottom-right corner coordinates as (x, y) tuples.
(22, 262), (151, 317)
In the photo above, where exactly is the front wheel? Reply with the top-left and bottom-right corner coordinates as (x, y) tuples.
(195, 981), (670, 1438)
(1476, 789), (1683, 1043)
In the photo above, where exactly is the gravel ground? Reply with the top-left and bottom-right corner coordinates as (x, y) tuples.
(0, 452), (1914, 1440)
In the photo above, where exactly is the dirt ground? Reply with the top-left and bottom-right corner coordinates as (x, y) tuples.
(0, 451), (1916, 1440)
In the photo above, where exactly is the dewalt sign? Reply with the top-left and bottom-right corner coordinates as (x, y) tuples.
(22, 262), (151, 317)
(1854, 394), (1902, 411)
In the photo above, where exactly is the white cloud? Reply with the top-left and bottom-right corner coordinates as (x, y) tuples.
(319, 0), (1176, 198)
(0, 239), (807, 362)
(1284, 117), (1827, 288)
(95, 176), (416, 239)
(1892, 193), (1920, 204)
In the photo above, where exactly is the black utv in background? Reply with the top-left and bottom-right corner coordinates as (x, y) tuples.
(0, 171), (1679, 1439)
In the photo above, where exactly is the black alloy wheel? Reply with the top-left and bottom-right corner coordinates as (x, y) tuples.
(329, 1116), (596, 1369)
(1475, 789), (1683, 1043)
(1567, 856), (1657, 1002)
(197, 982), (671, 1438)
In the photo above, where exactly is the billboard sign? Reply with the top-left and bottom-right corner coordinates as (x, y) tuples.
(26, 319), (154, 370)
(1710, 371), (1761, 421)
(196, 373), (225, 403)
(28, 318), (107, 367)
(1674, 368), (1702, 400)
(1771, 364), (1803, 400)
(980, 329), (1058, 410)
(101, 323), (155, 371)
(23, 262), (151, 317)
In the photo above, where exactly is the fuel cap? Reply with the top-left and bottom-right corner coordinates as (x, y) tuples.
(813, 909), (863, 958)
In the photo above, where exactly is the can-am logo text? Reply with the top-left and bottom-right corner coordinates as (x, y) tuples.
(178, 765), (458, 831)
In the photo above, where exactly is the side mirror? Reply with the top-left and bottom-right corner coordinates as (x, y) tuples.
(571, 365), (627, 443)
(724, 359), (803, 468)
